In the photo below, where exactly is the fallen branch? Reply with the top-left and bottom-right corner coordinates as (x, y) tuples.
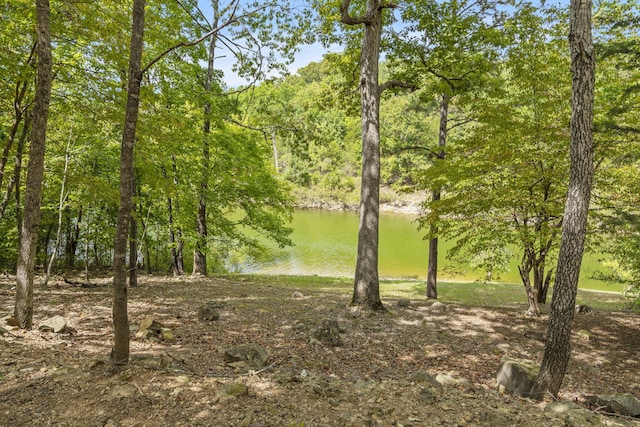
(63, 276), (107, 288)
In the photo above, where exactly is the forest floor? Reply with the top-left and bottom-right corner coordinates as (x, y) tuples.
(0, 274), (639, 427)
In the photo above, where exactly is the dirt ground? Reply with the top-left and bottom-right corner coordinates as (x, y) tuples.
(0, 275), (639, 427)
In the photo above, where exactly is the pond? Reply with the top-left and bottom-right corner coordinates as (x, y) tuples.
(239, 209), (621, 291)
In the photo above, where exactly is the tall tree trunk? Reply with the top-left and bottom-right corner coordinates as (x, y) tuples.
(340, 0), (385, 310)
(112, 0), (145, 364)
(193, 0), (220, 276)
(14, 0), (52, 329)
(534, 0), (595, 400)
(426, 93), (449, 299)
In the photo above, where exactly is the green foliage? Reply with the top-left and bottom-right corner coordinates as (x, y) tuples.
(416, 5), (570, 292)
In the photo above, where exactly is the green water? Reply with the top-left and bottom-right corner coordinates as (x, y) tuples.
(242, 209), (622, 291)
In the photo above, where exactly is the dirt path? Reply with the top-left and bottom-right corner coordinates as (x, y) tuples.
(1, 275), (638, 426)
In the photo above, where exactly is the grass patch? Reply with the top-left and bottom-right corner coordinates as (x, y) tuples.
(221, 274), (634, 312)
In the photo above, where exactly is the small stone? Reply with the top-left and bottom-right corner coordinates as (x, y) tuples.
(495, 358), (539, 397)
(430, 301), (447, 312)
(398, 299), (411, 308)
(576, 330), (592, 340)
(198, 303), (220, 321)
(224, 344), (270, 369)
(291, 291), (304, 299)
(38, 315), (67, 333)
(312, 319), (344, 347)
(161, 328), (176, 343)
(104, 419), (118, 427)
(139, 316), (163, 332)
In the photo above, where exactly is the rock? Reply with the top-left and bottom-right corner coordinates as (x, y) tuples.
(223, 344), (270, 369)
(430, 301), (447, 312)
(160, 328), (176, 343)
(38, 315), (67, 333)
(544, 401), (603, 426)
(495, 358), (539, 397)
(312, 319), (344, 347)
(576, 329), (593, 340)
(397, 299), (411, 308)
(274, 367), (298, 384)
(216, 383), (248, 402)
(411, 369), (444, 392)
(139, 316), (164, 332)
(104, 419), (118, 427)
(311, 374), (341, 397)
(435, 373), (472, 388)
(291, 291), (304, 299)
(586, 393), (640, 417)
(576, 304), (593, 314)
(198, 302), (220, 321)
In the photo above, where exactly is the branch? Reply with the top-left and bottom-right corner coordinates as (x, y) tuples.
(340, 0), (398, 25)
(141, 2), (265, 75)
(340, 0), (372, 25)
(379, 80), (418, 94)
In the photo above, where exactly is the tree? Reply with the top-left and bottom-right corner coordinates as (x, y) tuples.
(534, 0), (596, 399)
(111, 0), (145, 364)
(390, 0), (507, 299)
(340, 0), (410, 310)
(416, 5), (571, 315)
(14, 0), (52, 329)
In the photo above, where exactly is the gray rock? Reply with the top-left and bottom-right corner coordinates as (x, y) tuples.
(544, 401), (603, 427)
(223, 344), (270, 369)
(38, 315), (67, 333)
(430, 301), (447, 312)
(495, 358), (539, 397)
(312, 319), (344, 347)
(586, 393), (640, 417)
(198, 303), (220, 321)
(291, 291), (304, 299)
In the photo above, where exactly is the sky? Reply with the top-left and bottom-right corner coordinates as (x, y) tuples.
(199, 0), (573, 88)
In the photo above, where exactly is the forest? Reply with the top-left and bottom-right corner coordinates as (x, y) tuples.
(1, 0), (640, 425)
